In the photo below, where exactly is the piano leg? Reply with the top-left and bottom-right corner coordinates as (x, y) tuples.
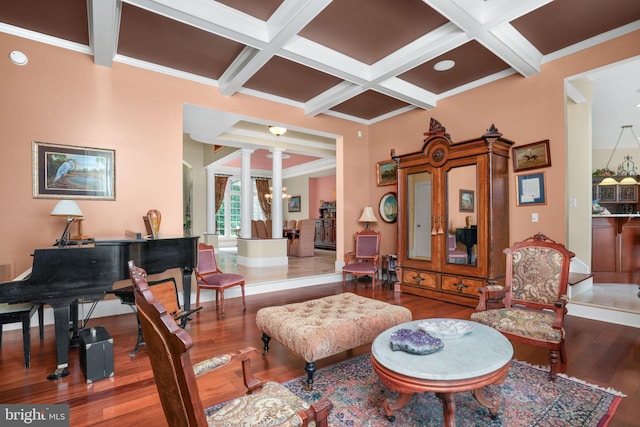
(182, 268), (193, 311)
(47, 306), (71, 380)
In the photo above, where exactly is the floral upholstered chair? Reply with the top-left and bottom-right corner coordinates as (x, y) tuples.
(471, 233), (575, 380)
(128, 261), (332, 427)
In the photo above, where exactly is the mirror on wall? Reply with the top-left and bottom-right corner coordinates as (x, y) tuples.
(446, 164), (478, 265)
(406, 170), (432, 260)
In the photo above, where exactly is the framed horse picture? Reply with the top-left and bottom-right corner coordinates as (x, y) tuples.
(512, 140), (551, 172)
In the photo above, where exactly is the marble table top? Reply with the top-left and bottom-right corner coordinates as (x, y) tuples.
(371, 319), (513, 381)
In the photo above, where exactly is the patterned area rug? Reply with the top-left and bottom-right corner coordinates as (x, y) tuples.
(258, 354), (623, 427)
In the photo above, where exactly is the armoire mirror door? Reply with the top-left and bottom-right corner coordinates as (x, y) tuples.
(446, 164), (478, 266)
(406, 170), (433, 261)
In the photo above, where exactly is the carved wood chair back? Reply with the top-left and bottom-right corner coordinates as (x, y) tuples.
(128, 260), (332, 427)
(471, 233), (575, 380)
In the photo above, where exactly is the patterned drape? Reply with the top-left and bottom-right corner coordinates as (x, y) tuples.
(214, 175), (228, 214)
(255, 178), (271, 219)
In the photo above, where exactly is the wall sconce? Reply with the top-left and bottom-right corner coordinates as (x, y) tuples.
(50, 199), (83, 246)
(268, 126), (287, 137)
(358, 206), (378, 230)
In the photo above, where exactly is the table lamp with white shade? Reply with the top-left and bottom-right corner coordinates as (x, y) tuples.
(50, 199), (83, 246)
(359, 206), (378, 230)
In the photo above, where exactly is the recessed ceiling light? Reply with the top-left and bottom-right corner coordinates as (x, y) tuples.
(433, 60), (455, 71)
(9, 50), (28, 66)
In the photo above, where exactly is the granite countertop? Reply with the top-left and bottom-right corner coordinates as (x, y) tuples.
(592, 214), (640, 217)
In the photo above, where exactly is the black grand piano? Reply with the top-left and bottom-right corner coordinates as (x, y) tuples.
(455, 227), (477, 265)
(0, 237), (198, 379)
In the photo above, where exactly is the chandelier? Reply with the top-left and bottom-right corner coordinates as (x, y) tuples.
(265, 187), (292, 203)
(600, 125), (640, 185)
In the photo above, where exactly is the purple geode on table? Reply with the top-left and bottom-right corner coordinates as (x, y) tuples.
(389, 328), (444, 355)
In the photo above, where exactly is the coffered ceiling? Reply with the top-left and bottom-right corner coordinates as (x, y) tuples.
(2, 1), (639, 174)
(2, 0), (639, 123)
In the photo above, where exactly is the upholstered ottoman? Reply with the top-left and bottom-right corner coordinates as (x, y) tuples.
(256, 292), (412, 389)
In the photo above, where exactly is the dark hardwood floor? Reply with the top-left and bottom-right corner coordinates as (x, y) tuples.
(0, 281), (638, 426)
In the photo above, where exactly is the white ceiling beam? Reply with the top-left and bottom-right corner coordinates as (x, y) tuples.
(424, 0), (548, 77)
(218, 0), (332, 96)
(291, 25), (463, 116)
(370, 23), (467, 82)
(88, 0), (121, 67)
(305, 81), (365, 117)
(125, 0), (268, 46)
(376, 78), (438, 110)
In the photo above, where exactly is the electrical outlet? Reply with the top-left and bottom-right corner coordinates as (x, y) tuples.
(532, 213), (539, 222)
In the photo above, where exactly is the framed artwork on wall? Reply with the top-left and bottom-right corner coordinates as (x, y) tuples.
(512, 140), (551, 172)
(379, 192), (397, 223)
(32, 141), (115, 200)
(288, 196), (301, 212)
(376, 160), (397, 186)
(459, 189), (474, 212)
(516, 172), (547, 206)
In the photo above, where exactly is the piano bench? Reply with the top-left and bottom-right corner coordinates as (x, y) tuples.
(0, 303), (44, 368)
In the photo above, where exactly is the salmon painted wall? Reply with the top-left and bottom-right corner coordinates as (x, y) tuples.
(309, 175), (336, 219)
(0, 33), (366, 275)
(370, 30), (640, 258)
(2, 29), (638, 276)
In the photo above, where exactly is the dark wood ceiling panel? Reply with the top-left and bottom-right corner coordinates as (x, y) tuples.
(244, 56), (343, 102)
(331, 90), (410, 120)
(512, 0), (640, 55)
(215, 0), (283, 21)
(299, 0), (446, 65)
(0, 0), (88, 45)
(399, 41), (509, 94)
(1, 0), (636, 123)
(118, 3), (245, 79)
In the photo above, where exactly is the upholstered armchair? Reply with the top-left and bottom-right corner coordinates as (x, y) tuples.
(128, 261), (332, 426)
(289, 219), (315, 257)
(342, 230), (381, 286)
(471, 233), (575, 380)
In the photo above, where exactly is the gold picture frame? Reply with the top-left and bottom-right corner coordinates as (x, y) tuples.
(512, 140), (551, 172)
(376, 160), (397, 186)
(33, 141), (115, 200)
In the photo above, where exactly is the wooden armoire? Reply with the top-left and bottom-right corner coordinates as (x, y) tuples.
(392, 119), (514, 307)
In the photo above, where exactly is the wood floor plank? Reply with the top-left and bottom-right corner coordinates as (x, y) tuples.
(0, 281), (638, 426)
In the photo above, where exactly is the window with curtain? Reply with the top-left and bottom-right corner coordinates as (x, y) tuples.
(215, 178), (265, 236)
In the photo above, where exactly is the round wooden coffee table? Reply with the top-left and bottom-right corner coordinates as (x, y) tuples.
(371, 319), (513, 427)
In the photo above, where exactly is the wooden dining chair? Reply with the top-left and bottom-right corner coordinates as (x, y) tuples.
(196, 243), (246, 317)
(128, 261), (332, 426)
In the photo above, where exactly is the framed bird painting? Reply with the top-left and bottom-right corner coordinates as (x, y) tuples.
(33, 141), (115, 200)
